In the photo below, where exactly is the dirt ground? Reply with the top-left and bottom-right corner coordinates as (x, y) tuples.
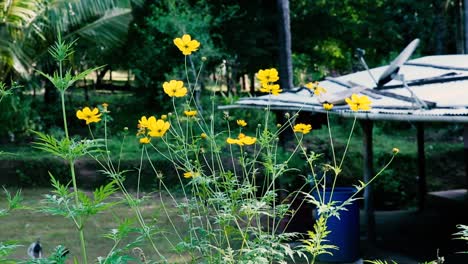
(359, 191), (468, 264)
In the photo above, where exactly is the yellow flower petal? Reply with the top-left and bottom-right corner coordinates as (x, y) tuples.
(240, 136), (257, 145)
(226, 137), (241, 145)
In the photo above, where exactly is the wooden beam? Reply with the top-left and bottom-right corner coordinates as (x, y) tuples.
(360, 120), (375, 242)
(417, 123), (427, 211)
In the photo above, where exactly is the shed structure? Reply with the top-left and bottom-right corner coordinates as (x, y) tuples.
(221, 54), (468, 241)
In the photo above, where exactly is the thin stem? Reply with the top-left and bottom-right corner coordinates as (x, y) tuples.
(59, 70), (87, 263)
(70, 161), (88, 264)
(338, 117), (357, 169)
(60, 92), (69, 139)
(327, 112), (337, 167)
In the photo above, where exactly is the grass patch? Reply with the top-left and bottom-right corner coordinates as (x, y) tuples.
(0, 188), (189, 263)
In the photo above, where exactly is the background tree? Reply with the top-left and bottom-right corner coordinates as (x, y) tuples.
(0, 0), (141, 138)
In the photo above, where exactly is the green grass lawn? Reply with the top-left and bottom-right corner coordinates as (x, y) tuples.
(0, 188), (189, 263)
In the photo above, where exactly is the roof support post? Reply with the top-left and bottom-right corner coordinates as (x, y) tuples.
(416, 123), (427, 211)
(464, 124), (468, 191)
(360, 119), (376, 243)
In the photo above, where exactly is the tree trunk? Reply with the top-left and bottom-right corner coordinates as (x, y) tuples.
(276, 0), (294, 146)
(277, 0), (293, 90)
(95, 65), (111, 88)
(434, 0), (447, 55)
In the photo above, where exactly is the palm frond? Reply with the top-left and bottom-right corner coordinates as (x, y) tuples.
(65, 7), (132, 48)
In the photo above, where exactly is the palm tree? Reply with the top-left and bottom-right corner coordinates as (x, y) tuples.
(0, 0), (141, 82)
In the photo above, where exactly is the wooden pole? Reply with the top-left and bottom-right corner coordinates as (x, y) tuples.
(361, 120), (375, 242)
(416, 123), (427, 210)
(464, 0), (468, 53)
(464, 124), (468, 190)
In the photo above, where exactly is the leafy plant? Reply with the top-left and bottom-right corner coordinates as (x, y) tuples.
(1, 34), (398, 263)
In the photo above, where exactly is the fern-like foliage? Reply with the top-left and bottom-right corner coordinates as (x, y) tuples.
(301, 215), (338, 259)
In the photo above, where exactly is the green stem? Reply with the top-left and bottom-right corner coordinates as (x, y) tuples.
(338, 117), (357, 169)
(70, 160), (88, 264)
(60, 80), (87, 263)
(60, 92), (69, 139)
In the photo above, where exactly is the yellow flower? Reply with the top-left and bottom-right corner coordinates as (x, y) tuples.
(76, 107), (101, 125)
(345, 94), (372, 111)
(138, 116), (150, 128)
(139, 137), (151, 144)
(237, 119), (247, 127)
(201, 133), (207, 139)
(239, 135), (257, 145)
(305, 82), (327, 95)
(260, 84), (282, 95)
(293, 123), (312, 134)
(392, 148), (400, 154)
(184, 171), (200, 179)
(257, 68), (279, 85)
(173, 34), (201, 55)
(102, 103), (109, 112)
(323, 103), (334, 110)
(161, 114), (168, 120)
(148, 117), (170, 137)
(184, 110), (197, 117)
(227, 133), (257, 146)
(163, 80), (188, 97)
(226, 137), (242, 145)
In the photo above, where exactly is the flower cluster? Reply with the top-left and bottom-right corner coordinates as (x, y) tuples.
(226, 133), (257, 146)
(137, 116), (171, 144)
(257, 68), (282, 95)
(32, 34), (397, 264)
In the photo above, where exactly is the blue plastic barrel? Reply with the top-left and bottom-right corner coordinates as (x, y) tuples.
(312, 187), (360, 263)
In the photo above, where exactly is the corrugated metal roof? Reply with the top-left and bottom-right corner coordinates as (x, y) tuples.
(221, 55), (468, 123)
